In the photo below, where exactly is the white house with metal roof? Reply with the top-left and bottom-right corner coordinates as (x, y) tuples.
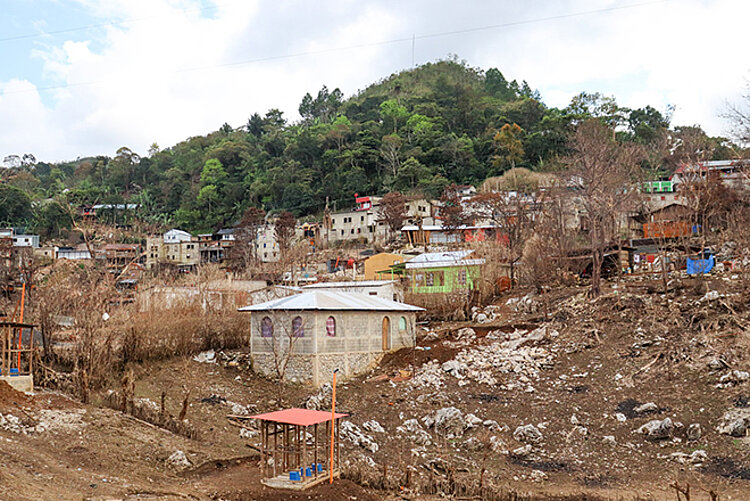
(239, 290), (423, 386)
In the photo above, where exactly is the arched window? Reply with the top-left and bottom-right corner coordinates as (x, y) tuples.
(398, 316), (407, 332)
(292, 316), (304, 337)
(326, 316), (336, 337)
(261, 316), (273, 338)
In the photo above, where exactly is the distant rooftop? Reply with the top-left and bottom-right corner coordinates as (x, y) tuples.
(302, 280), (397, 289)
(405, 250), (485, 269)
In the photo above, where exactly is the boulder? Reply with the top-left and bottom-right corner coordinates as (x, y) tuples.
(362, 420), (385, 434)
(718, 418), (747, 437)
(513, 424), (543, 444)
(686, 423), (702, 441)
(397, 419), (432, 446)
(636, 418), (674, 440)
(464, 413), (483, 428)
(463, 437), (484, 451)
(423, 407), (466, 437)
(166, 450), (191, 469)
(634, 402), (659, 414)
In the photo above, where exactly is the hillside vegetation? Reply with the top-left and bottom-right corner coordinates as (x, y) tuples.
(0, 59), (741, 236)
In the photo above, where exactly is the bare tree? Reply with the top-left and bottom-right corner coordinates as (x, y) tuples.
(274, 211), (296, 259)
(230, 206), (266, 271)
(563, 119), (644, 297)
(467, 190), (543, 284)
(378, 191), (407, 241)
(439, 184), (470, 243)
(256, 311), (308, 387)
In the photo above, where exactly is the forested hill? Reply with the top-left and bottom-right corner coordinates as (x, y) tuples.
(0, 59), (737, 236)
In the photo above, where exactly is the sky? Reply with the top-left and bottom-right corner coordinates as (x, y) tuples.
(0, 0), (748, 163)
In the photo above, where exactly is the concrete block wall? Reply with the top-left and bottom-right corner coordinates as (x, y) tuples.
(248, 309), (417, 386)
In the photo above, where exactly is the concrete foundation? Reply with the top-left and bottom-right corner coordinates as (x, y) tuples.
(0, 375), (33, 393)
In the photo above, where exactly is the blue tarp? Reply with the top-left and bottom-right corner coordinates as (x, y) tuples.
(687, 254), (714, 275)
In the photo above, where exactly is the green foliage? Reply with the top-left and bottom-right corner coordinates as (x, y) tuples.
(0, 185), (33, 225)
(4, 58), (737, 235)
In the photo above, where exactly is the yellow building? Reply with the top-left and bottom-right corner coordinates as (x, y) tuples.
(364, 252), (406, 280)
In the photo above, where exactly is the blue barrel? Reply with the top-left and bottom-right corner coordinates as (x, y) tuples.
(9, 368), (19, 376)
(305, 467), (312, 477)
(289, 470), (301, 481)
(315, 463), (323, 472)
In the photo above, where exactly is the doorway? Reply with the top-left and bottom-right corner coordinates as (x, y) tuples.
(382, 316), (391, 351)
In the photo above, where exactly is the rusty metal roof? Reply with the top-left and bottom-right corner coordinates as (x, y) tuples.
(249, 408), (348, 426)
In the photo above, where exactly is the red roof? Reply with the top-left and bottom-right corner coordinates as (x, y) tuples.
(249, 408), (348, 426)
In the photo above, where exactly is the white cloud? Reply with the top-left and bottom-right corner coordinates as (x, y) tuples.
(0, 0), (748, 162)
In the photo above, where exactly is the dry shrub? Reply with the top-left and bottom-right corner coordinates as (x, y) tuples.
(123, 300), (247, 363)
(31, 262), (249, 397)
(342, 462), (630, 500)
(102, 389), (198, 439)
(405, 291), (470, 321)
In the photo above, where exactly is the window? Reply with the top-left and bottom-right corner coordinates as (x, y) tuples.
(341, 230), (344, 236)
(368, 291), (377, 296)
(458, 269), (467, 286)
(360, 215), (364, 221)
(326, 316), (336, 337)
(350, 229), (354, 234)
(398, 316), (407, 331)
(425, 272), (434, 286)
(292, 316), (304, 337)
(261, 317), (273, 337)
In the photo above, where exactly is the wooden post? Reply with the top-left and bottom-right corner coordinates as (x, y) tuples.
(273, 422), (278, 477)
(330, 369), (337, 483)
(302, 425), (307, 475)
(314, 423), (318, 477)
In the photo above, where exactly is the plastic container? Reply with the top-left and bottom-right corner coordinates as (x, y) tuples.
(315, 463), (323, 472)
(9, 368), (19, 376)
(289, 470), (301, 481)
(305, 467), (312, 477)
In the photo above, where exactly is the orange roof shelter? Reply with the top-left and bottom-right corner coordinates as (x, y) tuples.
(250, 407), (348, 490)
(0, 321), (36, 393)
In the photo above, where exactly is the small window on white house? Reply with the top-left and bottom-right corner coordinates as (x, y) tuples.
(292, 316), (304, 337)
(369, 291), (377, 296)
(398, 316), (407, 331)
(326, 316), (336, 337)
(261, 316), (273, 337)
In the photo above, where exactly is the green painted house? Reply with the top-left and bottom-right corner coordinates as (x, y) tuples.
(403, 250), (485, 294)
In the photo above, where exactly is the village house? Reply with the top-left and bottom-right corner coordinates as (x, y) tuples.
(239, 290), (422, 386)
(364, 252), (407, 280)
(145, 229), (200, 271)
(400, 250), (485, 294)
(327, 195), (436, 244)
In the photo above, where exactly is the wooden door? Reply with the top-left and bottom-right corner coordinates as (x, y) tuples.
(382, 316), (390, 351)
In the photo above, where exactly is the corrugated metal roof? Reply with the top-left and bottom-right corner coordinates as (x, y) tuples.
(407, 250), (473, 264)
(249, 408), (348, 426)
(404, 250), (484, 270)
(302, 280), (396, 289)
(238, 290), (423, 312)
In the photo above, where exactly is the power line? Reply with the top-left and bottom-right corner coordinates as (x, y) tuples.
(1, 0), (669, 96)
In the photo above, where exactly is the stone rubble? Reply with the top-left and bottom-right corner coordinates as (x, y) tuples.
(362, 420), (385, 434)
(396, 419), (432, 446)
(340, 421), (379, 453)
(166, 450), (192, 469)
(636, 417), (674, 440)
(513, 424), (543, 444)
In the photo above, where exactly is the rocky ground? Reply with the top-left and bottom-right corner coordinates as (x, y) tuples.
(1, 274), (749, 500)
